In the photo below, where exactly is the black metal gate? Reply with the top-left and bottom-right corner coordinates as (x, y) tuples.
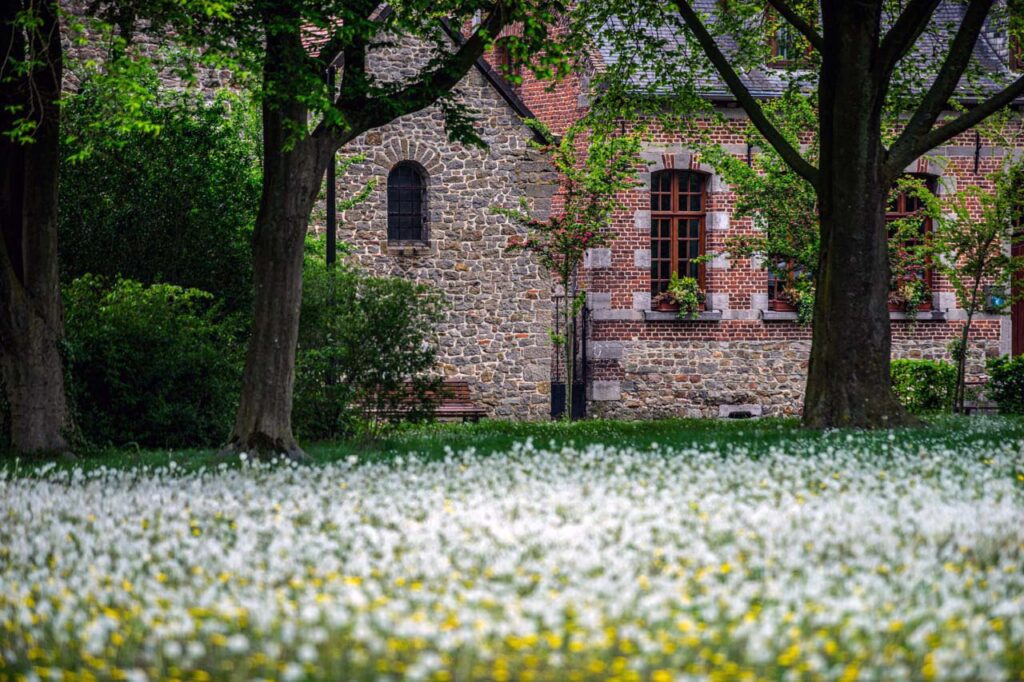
(550, 295), (589, 420)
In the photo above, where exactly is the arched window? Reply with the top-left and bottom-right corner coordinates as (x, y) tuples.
(387, 162), (427, 242)
(650, 170), (706, 300)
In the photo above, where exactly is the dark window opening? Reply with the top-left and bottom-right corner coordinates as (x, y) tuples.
(650, 170), (706, 301)
(387, 162), (427, 242)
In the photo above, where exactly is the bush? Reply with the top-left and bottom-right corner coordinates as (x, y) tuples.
(60, 84), (261, 317)
(891, 359), (957, 413)
(64, 276), (243, 448)
(986, 355), (1024, 414)
(294, 249), (445, 441)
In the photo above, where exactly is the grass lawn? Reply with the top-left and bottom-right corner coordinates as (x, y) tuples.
(2, 415), (1023, 680)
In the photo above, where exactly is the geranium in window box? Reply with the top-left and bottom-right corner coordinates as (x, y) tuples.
(653, 272), (705, 320)
(888, 278), (932, 315)
(769, 296), (798, 313)
(652, 292), (679, 312)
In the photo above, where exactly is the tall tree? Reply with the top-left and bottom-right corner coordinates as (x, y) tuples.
(579, 0), (1024, 428)
(0, 0), (71, 455)
(157, 0), (566, 458)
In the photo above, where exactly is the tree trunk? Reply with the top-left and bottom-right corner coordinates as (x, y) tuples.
(0, 0), (74, 456)
(220, 16), (333, 461)
(803, 0), (916, 428)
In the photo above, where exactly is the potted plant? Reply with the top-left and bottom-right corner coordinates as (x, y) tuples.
(652, 290), (678, 312)
(888, 276), (930, 315)
(665, 272), (705, 320)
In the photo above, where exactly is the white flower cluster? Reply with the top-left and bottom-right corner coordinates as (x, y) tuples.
(2, 424), (1023, 681)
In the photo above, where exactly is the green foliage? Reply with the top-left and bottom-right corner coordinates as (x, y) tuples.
(890, 359), (957, 413)
(930, 164), (1024, 411)
(655, 272), (704, 320)
(59, 83), (261, 317)
(500, 121), (641, 418)
(986, 355), (1024, 415)
(294, 246), (446, 441)
(702, 93), (819, 323)
(502, 121), (642, 289)
(63, 276), (243, 448)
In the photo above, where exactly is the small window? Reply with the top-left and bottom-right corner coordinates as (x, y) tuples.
(650, 170), (706, 301)
(387, 162), (427, 242)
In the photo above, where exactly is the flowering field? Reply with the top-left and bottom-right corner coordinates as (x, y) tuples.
(2, 419), (1024, 681)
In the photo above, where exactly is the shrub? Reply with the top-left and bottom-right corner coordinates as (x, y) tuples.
(294, 250), (445, 441)
(890, 359), (957, 413)
(64, 276), (243, 448)
(60, 84), (260, 317)
(986, 355), (1024, 414)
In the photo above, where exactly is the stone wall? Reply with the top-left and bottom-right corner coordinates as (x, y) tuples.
(327, 37), (560, 419)
(588, 325), (1002, 419)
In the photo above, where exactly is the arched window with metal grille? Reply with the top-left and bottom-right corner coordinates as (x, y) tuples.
(387, 162), (428, 242)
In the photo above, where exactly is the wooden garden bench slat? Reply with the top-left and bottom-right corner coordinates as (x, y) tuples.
(374, 380), (487, 422)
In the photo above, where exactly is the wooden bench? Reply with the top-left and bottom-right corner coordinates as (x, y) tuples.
(430, 381), (488, 422)
(372, 380), (487, 422)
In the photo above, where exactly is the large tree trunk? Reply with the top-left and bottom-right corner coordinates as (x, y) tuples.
(803, 0), (915, 428)
(0, 0), (74, 456)
(220, 16), (332, 461)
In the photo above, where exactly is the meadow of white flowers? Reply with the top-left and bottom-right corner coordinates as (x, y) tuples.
(2, 422), (1023, 681)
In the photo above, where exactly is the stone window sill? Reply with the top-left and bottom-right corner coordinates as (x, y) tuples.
(890, 310), (946, 321)
(386, 241), (432, 257)
(643, 310), (723, 322)
(761, 310), (948, 322)
(761, 310), (799, 322)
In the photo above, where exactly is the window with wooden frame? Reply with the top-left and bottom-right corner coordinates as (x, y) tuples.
(1010, 0), (1024, 71)
(650, 170), (706, 301)
(766, 11), (812, 67)
(387, 162), (428, 242)
(886, 175), (936, 310)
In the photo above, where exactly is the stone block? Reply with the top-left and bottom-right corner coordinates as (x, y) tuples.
(718, 404), (764, 418)
(591, 380), (622, 401)
(588, 292), (612, 310)
(634, 210), (651, 232)
(634, 248), (651, 269)
(750, 293), (769, 312)
(589, 341), (624, 360)
(706, 211), (730, 231)
(584, 248), (612, 269)
(633, 291), (651, 311)
(710, 253), (730, 270)
(705, 292), (729, 311)
(935, 291), (956, 312)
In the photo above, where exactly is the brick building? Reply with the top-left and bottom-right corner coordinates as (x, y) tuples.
(332, 9), (1023, 420)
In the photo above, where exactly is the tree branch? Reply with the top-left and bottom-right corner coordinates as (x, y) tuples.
(886, 0), (994, 175)
(671, 0), (819, 187)
(765, 0), (822, 52)
(902, 73), (1024, 161)
(877, 0), (942, 77)
(317, 2), (510, 142)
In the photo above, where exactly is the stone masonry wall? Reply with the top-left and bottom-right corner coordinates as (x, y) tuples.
(328, 37), (559, 419)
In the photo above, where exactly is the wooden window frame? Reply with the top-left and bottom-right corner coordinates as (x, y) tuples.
(766, 13), (813, 68)
(387, 161), (428, 243)
(650, 170), (707, 304)
(886, 174), (936, 311)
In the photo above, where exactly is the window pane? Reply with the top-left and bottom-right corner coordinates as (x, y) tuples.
(690, 240), (699, 259)
(689, 220), (700, 238)
(689, 195), (701, 212)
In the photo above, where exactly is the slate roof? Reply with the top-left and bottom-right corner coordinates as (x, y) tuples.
(598, 0), (1017, 101)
